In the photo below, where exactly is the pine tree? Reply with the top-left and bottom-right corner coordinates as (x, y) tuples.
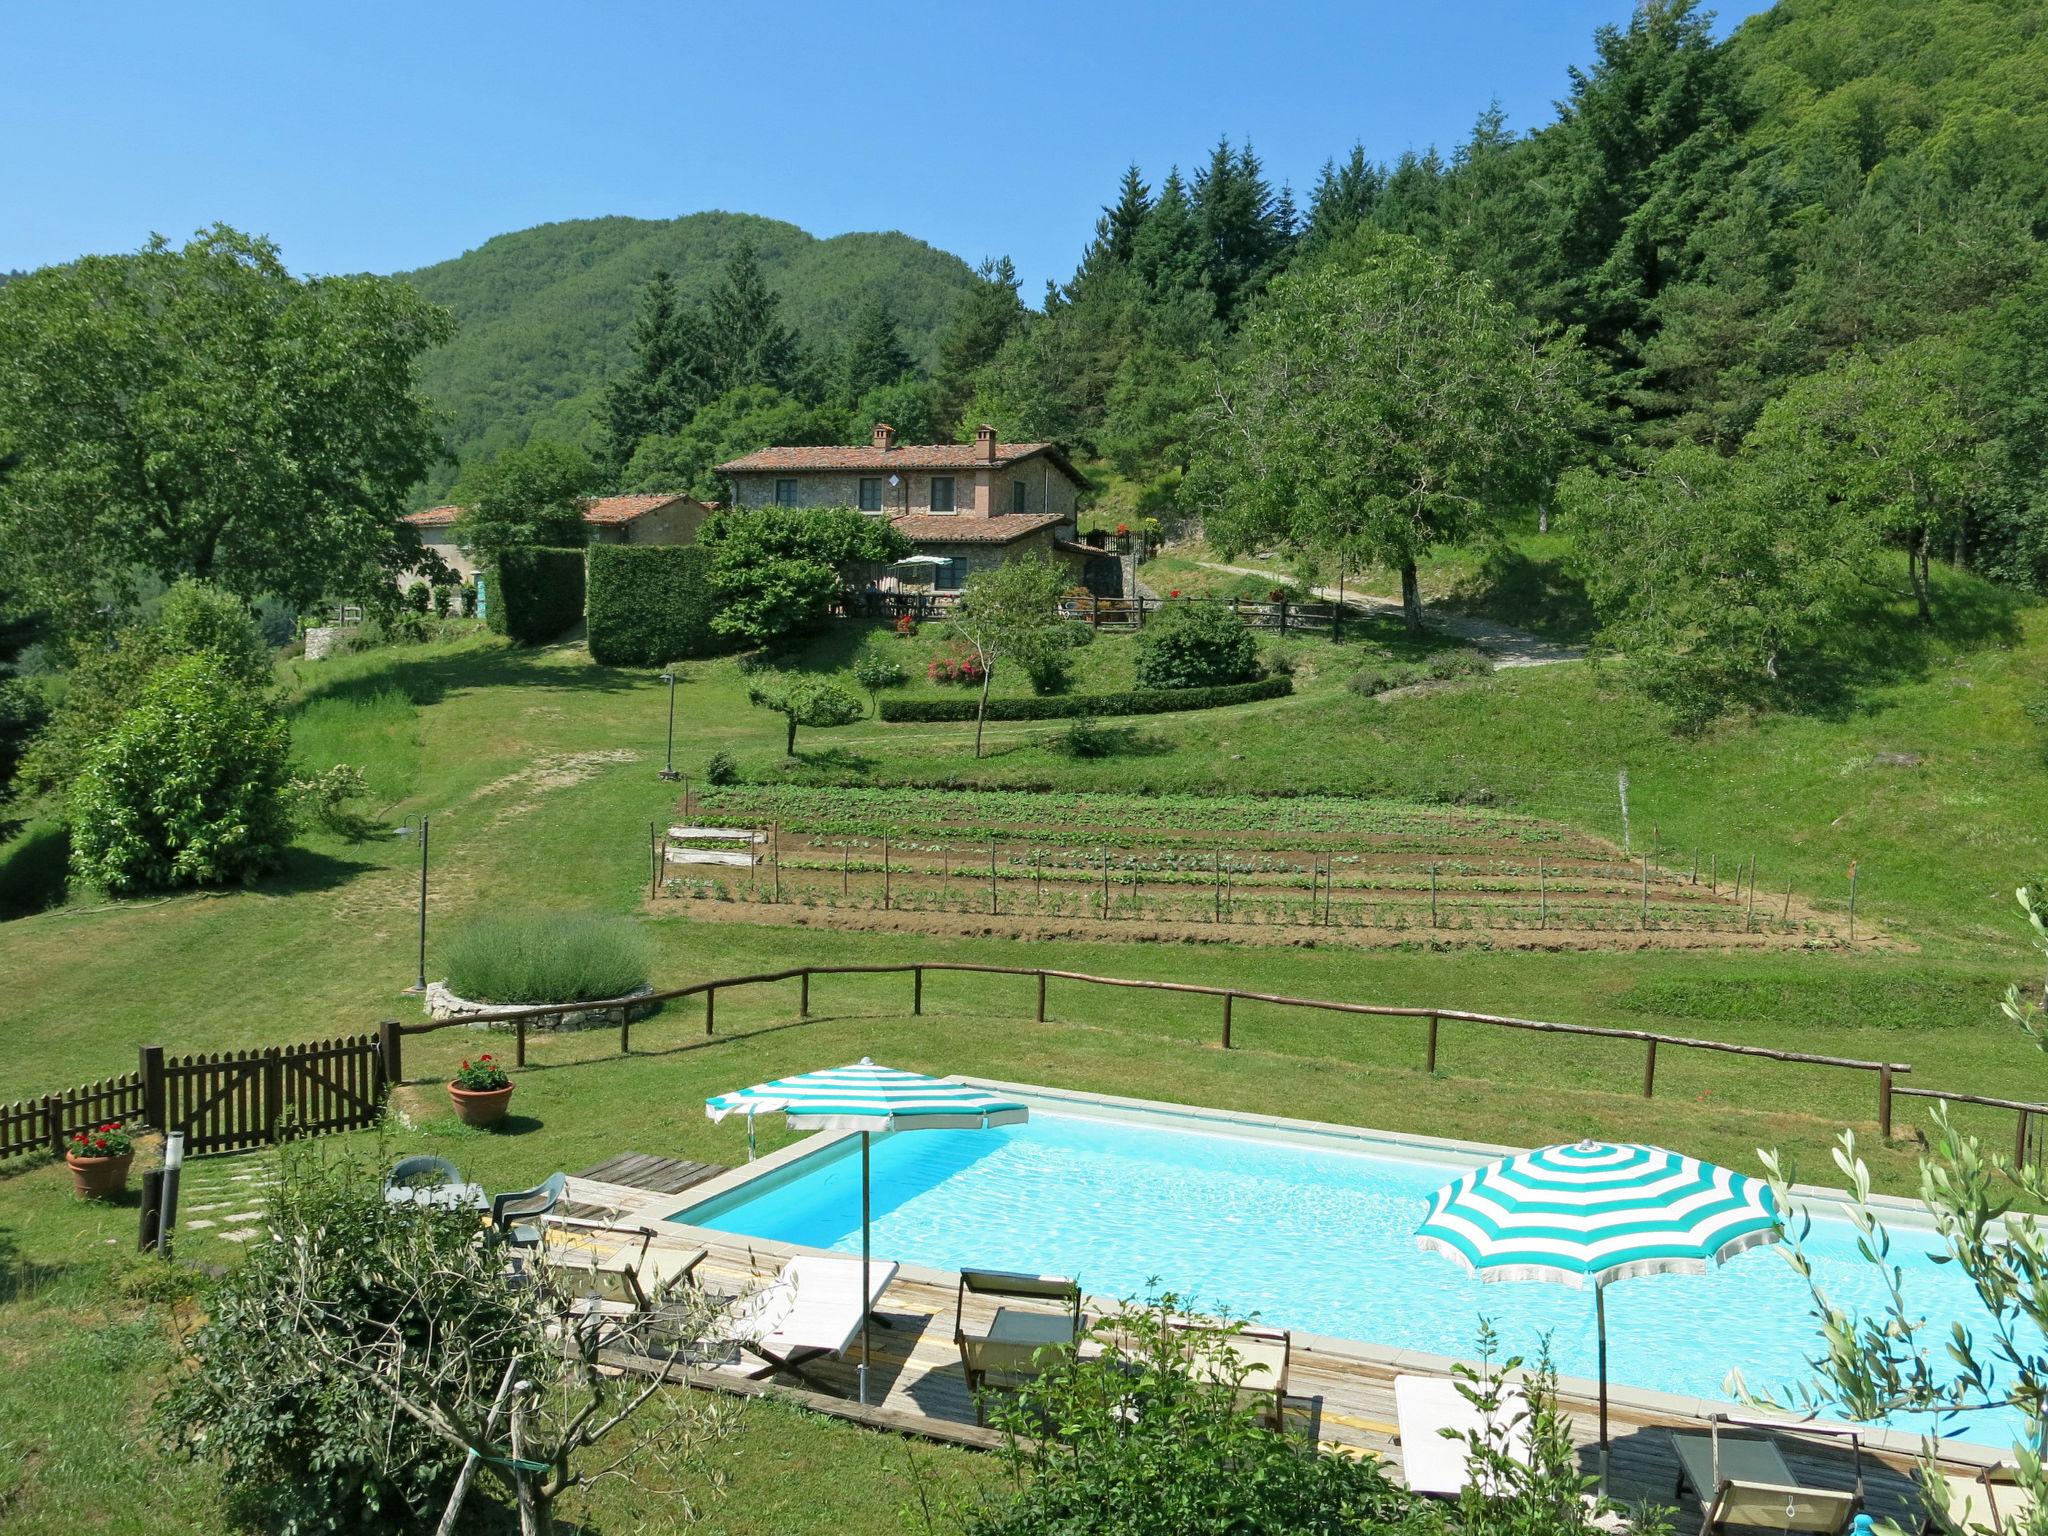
(599, 268), (709, 476)
(1193, 137), (1286, 322)
(706, 240), (804, 396)
(842, 297), (913, 402)
(1304, 147), (1382, 250)
(1131, 169), (1207, 301)
(1080, 165), (1153, 279)
(934, 257), (1026, 426)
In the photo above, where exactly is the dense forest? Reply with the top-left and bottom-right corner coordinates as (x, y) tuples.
(396, 211), (975, 499)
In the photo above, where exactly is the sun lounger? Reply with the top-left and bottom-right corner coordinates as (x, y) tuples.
(1169, 1318), (1292, 1430)
(1394, 1372), (1535, 1497)
(724, 1255), (899, 1393)
(1670, 1416), (1861, 1535)
(1918, 1463), (2035, 1535)
(539, 1216), (707, 1315)
(954, 1268), (1082, 1424)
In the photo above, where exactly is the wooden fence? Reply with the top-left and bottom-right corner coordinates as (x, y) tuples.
(1, 1036), (384, 1161)
(381, 960), (1976, 1144)
(1057, 594), (1351, 635)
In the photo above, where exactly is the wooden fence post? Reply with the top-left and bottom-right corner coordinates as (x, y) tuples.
(1036, 971), (1047, 1023)
(1429, 866), (1439, 929)
(1537, 867), (1547, 930)
(1642, 1040), (1658, 1099)
(1091, 595), (1101, 631)
(649, 823), (659, 900)
(515, 1013), (528, 1068)
(800, 969), (811, 1018)
(1746, 861), (1758, 934)
(1100, 849), (1109, 920)
(1878, 1064), (1893, 1139)
(1221, 992), (1234, 1049)
(883, 835), (891, 910)
(913, 966), (923, 1016)
(773, 823), (781, 904)
(704, 987), (716, 1037)
(42, 1094), (62, 1156)
(139, 1044), (167, 1128)
(2016, 1108), (2031, 1169)
(1426, 1014), (1440, 1074)
(1848, 862), (1859, 942)
(1640, 861), (1650, 928)
(619, 1002), (632, 1055)
(989, 836), (998, 916)
(263, 1047), (284, 1142)
(1213, 851), (1222, 922)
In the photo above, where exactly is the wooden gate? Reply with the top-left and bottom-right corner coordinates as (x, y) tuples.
(153, 1036), (384, 1154)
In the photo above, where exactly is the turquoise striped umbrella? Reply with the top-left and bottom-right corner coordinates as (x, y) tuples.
(706, 1060), (1027, 1403)
(1415, 1140), (1780, 1472)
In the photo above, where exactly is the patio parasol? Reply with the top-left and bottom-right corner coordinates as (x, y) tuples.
(1414, 1138), (1781, 1485)
(706, 1059), (1027, 1403)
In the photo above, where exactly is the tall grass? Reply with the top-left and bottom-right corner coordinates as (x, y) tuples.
(440, 911), (654, 1003)
(289, 686), (420, 807)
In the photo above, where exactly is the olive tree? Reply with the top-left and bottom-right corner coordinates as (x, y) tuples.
(747, 674), (865, 756)
(1742, 888), (2048, 1528)
(1192, 233), (1585, 632)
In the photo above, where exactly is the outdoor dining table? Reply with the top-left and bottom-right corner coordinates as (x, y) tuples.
(384, 1182), (489, 1212)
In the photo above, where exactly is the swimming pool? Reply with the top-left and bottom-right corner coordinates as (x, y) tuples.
(677, 1097), (2025, 1449)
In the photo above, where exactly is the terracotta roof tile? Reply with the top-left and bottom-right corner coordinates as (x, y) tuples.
(890, 512), (1066, 544)
(401, 494), (703, 531)
(717, 441), (1088, 487)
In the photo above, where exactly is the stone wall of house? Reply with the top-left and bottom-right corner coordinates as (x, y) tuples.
(728, 453), (1082, 522)
(409, 529), (481, 583)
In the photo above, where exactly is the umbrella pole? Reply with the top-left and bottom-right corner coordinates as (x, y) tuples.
(1596, 1280), (1610, 1492)
(859, 1130), (872, 1407)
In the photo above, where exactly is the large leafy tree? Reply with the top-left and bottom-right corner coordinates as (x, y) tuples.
(0, 227), (454, 631)
(1748, 338), (1983, 622)
(450, 440), (600, 565)
(699, 506), (910, 645)
(1565, 445), (1870, 727)
(1194, 234), (1585, 631)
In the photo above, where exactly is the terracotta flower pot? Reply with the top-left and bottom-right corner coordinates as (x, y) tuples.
(449, 1082), (514, 1127)
(67, 1150), (134, 1200)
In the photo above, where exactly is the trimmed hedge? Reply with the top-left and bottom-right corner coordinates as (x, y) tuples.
(586, 544), (720, 666)
(879, 674), (1291, 723)
(485, 546), (585, 644)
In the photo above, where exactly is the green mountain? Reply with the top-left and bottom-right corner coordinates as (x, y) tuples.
(394, 211), (976, 498)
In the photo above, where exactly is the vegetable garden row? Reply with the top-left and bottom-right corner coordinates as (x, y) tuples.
(647, 787), (1845, 944)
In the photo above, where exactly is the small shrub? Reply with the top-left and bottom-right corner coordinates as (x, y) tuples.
(1065, 620), (1095, 648)
(1347, 664), (1416, 698)
(704, 748), (739, 786)
(459, 581), (478, 617)
(851, 650), (908, 703)
(1024, 651), (1070, 695)
(1055, 715), (1117, 758)
(1133, 600), (1260, 689)
(69, 655), (294, 895)
(404, 580), (431, 614)
(1426, 647), (1495, 680)
(1261, 645), (1295, 677)
(441, 910), (653, 1003)
(430, 583), (455, 619)
(156, 578), (273, 688)
(291, 762), (373, 838)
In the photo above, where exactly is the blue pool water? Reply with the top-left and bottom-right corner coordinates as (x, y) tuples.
(683, 1110), (2026, 1448)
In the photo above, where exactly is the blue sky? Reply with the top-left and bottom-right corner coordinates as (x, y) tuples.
(1, 1), (1774, 292)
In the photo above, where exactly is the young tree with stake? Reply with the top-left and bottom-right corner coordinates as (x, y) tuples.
(949, 555), (1071, 758)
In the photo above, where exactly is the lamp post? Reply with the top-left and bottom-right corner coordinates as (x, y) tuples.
(396, 816), (430, 994)
(658, 672), (680, 781)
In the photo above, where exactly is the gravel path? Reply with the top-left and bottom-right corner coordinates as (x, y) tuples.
(1189, 560), (1584, 669)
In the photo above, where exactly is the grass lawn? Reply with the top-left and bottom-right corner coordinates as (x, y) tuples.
(2, 552), (2045, 1532)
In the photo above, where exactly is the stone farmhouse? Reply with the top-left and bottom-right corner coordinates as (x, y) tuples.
(717, 424), (1124, 597)
(400, 493), (713, 582)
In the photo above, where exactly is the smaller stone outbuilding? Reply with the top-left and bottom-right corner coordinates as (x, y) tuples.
(399, 493), (712, 583)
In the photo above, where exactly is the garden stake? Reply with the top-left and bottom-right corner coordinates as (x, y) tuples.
(1746, 859), (1757, 933)
(773, 822), (781, 904)
(1848, 860), (1858, 941)
(1640, 860), (1649, 928)
(1539, 865), (1547, 929)
(1213, 851), (1221, 922)
(1783, 878), (1793, 922)
(989, 836), (997, 916)
(884, 835), (891, 910)
(1710, 853), (1718, 892)
(1429, 865), (1438, 929)
(842, 842), (849, 896)
(1101, 848), (1109, 919)
(1690, 850), (1698, 884)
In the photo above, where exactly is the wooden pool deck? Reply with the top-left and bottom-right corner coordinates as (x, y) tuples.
(586, 1226), (1949, 1530)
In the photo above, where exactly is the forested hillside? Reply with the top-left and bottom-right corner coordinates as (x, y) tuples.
(395, 211), (975, 498)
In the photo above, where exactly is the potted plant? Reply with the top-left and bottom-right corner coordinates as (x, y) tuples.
(448, 1054), (514, 1127)
(66, 1120), (135, 1200)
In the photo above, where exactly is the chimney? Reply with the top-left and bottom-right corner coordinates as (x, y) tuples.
(974, 423), (997, 463)
(871, 422), (896, 452)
